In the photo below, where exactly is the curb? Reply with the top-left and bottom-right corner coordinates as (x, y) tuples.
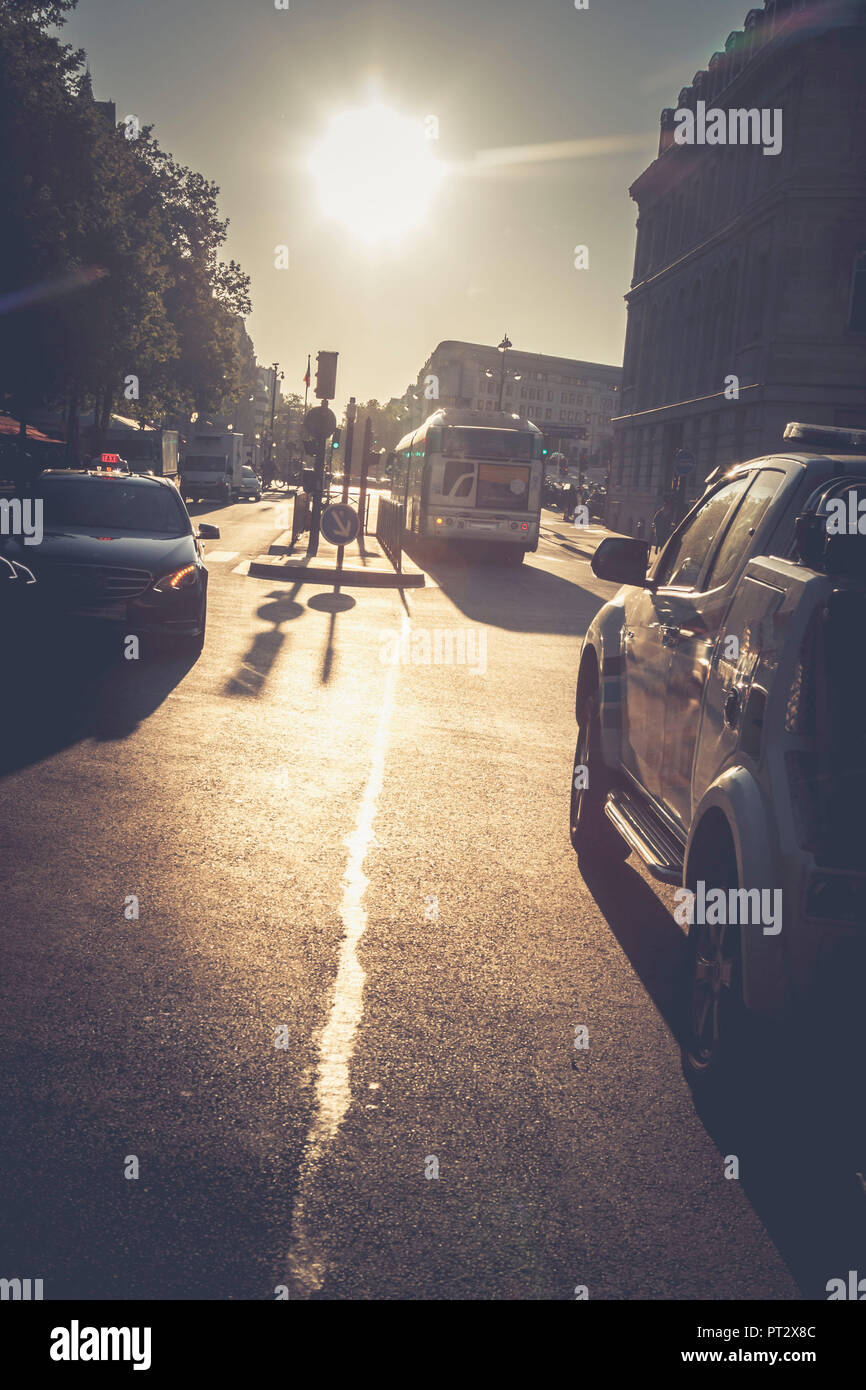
(248, 554), (425, 588)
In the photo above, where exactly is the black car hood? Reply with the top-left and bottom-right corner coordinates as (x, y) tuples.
(1, 528), (196, 576)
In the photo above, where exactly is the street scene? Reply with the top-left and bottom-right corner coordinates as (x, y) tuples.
(2, 0), (866, 1336)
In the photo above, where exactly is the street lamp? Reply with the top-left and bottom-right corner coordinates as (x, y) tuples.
(497, 334), (512, 410)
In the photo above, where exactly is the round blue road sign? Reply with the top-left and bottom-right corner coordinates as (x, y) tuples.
(674, 449), (695, 476)
(321, 502), (360, 545)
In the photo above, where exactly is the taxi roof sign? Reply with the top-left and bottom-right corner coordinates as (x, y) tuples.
(100, 453), (120, 463)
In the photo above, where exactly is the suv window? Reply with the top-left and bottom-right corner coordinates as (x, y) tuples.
(703, 469), (785, 590)
(654, 477), (751, 589)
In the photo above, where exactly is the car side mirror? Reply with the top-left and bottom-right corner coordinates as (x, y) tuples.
(591, 535), (651, 587)
(198, 523), (220, 539)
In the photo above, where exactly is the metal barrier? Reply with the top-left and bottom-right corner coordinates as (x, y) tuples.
(376, 496), (403, 574)
(292, 490), (311, 545)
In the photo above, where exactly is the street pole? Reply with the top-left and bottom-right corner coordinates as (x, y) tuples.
(342, 398), (356, 506)
(357, 416), (373, 550)
(266, 361), (279, 485)
(332, 397), (357, 574)
(497, 333), (512, 411)
(307, 402), (329, 559)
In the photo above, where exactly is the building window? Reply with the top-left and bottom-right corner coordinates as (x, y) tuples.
(849, 250), (866, 333)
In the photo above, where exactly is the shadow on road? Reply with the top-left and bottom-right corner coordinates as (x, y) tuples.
(579, 850), (866, 1299)
(405, 537), (608, 636)
(0, 623), (196, 778)
(222, 586), (304, 698)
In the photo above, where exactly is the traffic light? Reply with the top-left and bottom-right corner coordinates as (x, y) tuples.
(332, 428), (341, 450)
(314, 350), (338, 400)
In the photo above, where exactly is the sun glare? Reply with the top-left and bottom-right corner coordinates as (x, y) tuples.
(308, 104), (444, 246)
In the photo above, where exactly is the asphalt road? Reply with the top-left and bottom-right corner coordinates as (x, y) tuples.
(1, 494), (863, 1300)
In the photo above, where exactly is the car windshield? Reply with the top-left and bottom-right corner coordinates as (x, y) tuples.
(40, 477), (188, 535)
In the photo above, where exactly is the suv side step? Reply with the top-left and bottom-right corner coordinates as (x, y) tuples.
(604, 789), (685, 884)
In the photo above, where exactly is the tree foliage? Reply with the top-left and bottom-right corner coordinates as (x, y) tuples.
(0, 0), (253, 444)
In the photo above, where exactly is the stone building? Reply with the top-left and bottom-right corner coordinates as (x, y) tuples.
(609, 0), (866, 538)
(404, 340), (621, 477)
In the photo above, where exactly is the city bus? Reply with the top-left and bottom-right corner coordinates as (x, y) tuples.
(389, 408), (544, 562)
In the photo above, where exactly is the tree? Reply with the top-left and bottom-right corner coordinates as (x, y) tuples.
(137, 139), (250, 420)
(0, 0), (84, 436)
(0, 0), (253, 457)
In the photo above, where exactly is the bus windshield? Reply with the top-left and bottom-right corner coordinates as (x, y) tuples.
(441, 427), (535, 461)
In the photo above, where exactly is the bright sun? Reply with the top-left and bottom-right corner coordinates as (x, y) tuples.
(308, 104), (444, 246)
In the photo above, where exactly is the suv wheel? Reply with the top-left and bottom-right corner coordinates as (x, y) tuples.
(569, 688), (629, 862)
(679, 850), (748, 1093)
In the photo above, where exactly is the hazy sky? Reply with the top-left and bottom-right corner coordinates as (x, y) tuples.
(63, 0), (752, 408)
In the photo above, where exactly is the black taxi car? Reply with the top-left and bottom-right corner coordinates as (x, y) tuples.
(1, 465), (219, 651)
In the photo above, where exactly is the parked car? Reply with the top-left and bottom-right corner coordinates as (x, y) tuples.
(570, 422), (866, 1092)
(1, 466), (219, 652)
(238, 466), (262, 502)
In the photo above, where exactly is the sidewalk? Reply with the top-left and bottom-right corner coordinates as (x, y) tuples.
(248, 528), (425, 588)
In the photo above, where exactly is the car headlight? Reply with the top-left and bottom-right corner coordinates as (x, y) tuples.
(153, 563), (199, 593)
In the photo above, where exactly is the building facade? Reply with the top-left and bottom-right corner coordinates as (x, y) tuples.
(405, 341), (621, 479)
(610, 0), (866, 538)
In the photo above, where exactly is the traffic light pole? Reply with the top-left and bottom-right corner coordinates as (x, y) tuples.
(305, 353), (339, 558)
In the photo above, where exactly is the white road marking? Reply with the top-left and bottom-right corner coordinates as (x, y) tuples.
(202, 550), (239, 563)
(284, 613), (409, 1296)
(230, 560), (251, 575)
